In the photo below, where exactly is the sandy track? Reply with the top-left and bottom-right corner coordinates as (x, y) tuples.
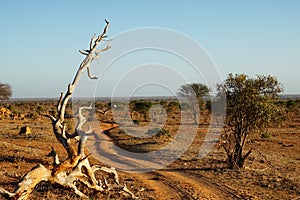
(94, 123), (241, 199)
(130, 170), (240, 200)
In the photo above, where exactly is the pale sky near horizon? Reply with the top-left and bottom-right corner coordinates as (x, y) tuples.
(0, 0), (299, 98)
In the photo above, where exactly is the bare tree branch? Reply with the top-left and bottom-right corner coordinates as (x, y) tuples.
(57, 92), (64, 112)
(79, 49), (89, 56)
(87, 65), (98, 79)
(0, 20), (136, 200)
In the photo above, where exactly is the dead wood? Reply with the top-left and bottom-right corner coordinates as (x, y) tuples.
(0, 20), (136, 200)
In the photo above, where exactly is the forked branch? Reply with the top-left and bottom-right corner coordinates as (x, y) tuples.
(0, 20), (136, 200)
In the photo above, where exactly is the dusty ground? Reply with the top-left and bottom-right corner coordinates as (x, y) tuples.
(0, 100), (299, 199)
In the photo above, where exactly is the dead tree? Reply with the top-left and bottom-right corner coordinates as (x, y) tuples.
(0, 20), (136, 200)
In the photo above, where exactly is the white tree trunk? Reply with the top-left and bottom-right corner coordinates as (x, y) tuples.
(0, 20), (136, 200)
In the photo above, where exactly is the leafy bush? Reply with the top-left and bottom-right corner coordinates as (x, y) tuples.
(133, 119), (140, 125)
(130, 100), (153, 112)
(166, 101), (180, 114)
(218, 73), (285, 169)
(37, 105), (44, 112)
(168, 101), (180, 108)
(146, 127), (170, 137)
(261, 132), (272, 139)
(286, 99), (300, 109)
(156, 128), (170, 137)
(159, 100), (168, 107)
(95, 102), (104, 110)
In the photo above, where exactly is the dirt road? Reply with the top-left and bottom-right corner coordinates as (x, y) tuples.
(129, 170), (240, 200)
(95, 123), (241, 199)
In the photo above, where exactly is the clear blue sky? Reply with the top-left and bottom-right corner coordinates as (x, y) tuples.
(0, 0), (299, 98)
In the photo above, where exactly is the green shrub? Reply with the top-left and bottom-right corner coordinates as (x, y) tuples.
(95, 102), (104, 110)
(133, 119), (140, 125)
(146, 127), (171, 137)
(159, 100), (168, 107)
(261, 132), (272, 139)
(168, 101), (180, 109)
(131, 100), (153, 112)
(37, 105), (44, 112)
(156, 128), (170, 138)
